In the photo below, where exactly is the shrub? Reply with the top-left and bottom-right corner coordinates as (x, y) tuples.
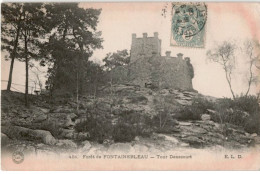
(74, 114), (113, 143)
(127, 95), (148, 104)
(152, 106), (179, 133)
(244, 113), (260, 133)
(74, 110), (153, 143)
(176, 97), (214, 121)
(112, 123), (136, 142)
(233, 95), (259, 115)
(212, 95), (260, 134)
(112, 111), (153, 142)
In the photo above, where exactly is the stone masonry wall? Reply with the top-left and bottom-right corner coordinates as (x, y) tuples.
(109, 33), (193, 90)
(129, 33), (193, 90)
(128, 54), (193, 90)
(130, 32), (161, 63)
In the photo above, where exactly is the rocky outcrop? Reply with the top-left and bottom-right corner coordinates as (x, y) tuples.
(1, 86), (259, 154)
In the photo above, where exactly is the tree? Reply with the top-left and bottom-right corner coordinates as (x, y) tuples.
(207, 41), (236, 99)
(30, 65), (44, 93)
(1, 3), (23, 91)
(42, 3), (103, 103)
(103, 49), (130, 89)
(243, 40), (260, 96)
(2, 3), (48, 106)
(103, 49), (130, 71)
(19, 3), (47, 106)
(82, 61), (105, 98)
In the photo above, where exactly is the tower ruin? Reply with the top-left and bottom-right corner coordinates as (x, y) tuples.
(128, 32), (194, 90)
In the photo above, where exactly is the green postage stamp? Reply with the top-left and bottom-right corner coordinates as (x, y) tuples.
(170, 2), (207, 48)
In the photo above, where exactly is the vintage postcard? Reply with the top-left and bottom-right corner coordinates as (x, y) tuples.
(1, 1), (260, 171)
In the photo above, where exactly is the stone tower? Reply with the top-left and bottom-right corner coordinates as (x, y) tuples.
(110, 32), (194, 90)
(128, 32), (194, 90)
(130, 32), (161, 63)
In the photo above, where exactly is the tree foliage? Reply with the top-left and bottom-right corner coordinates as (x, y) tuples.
(41, 3), (103, 96)
(103, 49), (130, 70)
(1, 3), (23, 91)
(207, 40), (260, 99)
(2, 3), (49, 106)
(207, 41), (236, 99)
(2, 3), (104, 106)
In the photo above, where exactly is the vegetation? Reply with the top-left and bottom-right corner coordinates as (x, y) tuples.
(2, 3), (104, 107)
(2, 3), (49, 106)
(206, 40), (260, 99)
(177, 95), (260, 134)
(175, 97), (214, 121)
(75, 110), (152, 143)
(212, 95), (260, 133)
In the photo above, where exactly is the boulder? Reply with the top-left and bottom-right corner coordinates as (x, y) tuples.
(20, 113), (29, 118)
(56, 139), (77, 148)
(181, 125), (207, 135)
(108, 143), (132, 153)
(179, 143), (189, 147)
(47, 113), (76, 129)
(156, 134), (179, 144)
(51, 106), (74, 113)
(2, 126), (57, 145)
(81, 140), (92, 152)
(201, 114), (211, 121)
(134, 136), (140, 141)
(181, 136), (205, 147)
(1, 133), (10, 146)
(35, 130), (57, 145)
(179, 122), (193, 126)
(175, 99), (192, 106)
(60, 129), (75, 139)
(33, 114), (47, 123)
(39, 108), (50, 113)
(159, 89), (169, 95)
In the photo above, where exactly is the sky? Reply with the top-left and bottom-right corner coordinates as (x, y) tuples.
(1, 2), (260, 98)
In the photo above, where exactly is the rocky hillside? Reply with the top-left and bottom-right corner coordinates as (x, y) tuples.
(1, 85), (260, 155)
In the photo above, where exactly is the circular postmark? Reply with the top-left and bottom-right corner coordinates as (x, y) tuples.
(12, 151), (24, 164)
(172, 2), (207, 42)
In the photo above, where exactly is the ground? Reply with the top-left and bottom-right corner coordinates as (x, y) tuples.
(1, 85), (260, 156)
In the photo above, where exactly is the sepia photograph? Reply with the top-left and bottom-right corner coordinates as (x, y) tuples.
(1, 1), (260, 170)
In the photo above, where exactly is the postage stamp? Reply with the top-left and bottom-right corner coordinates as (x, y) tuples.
(170, 2), (207, 48)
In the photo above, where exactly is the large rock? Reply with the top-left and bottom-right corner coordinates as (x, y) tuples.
(155, 134), (179, 144)
(51, 106), (74, 113)
(108, 143), (132, 153)
(33, 114), (47, 123)
(2, 126), (57, 145)
(1, 133), (10, 146)
(60, 129), (76, 139)
(201, 114), (211, 121)
(39, 108), (50, 113)
(179, 122), (193, 126)
(181, 136), (205, 147)
(81, 140), (92, 152)
(181, 125), (207, 135)
(56, 139), (77, 148)
(46, 113), (77, 129)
